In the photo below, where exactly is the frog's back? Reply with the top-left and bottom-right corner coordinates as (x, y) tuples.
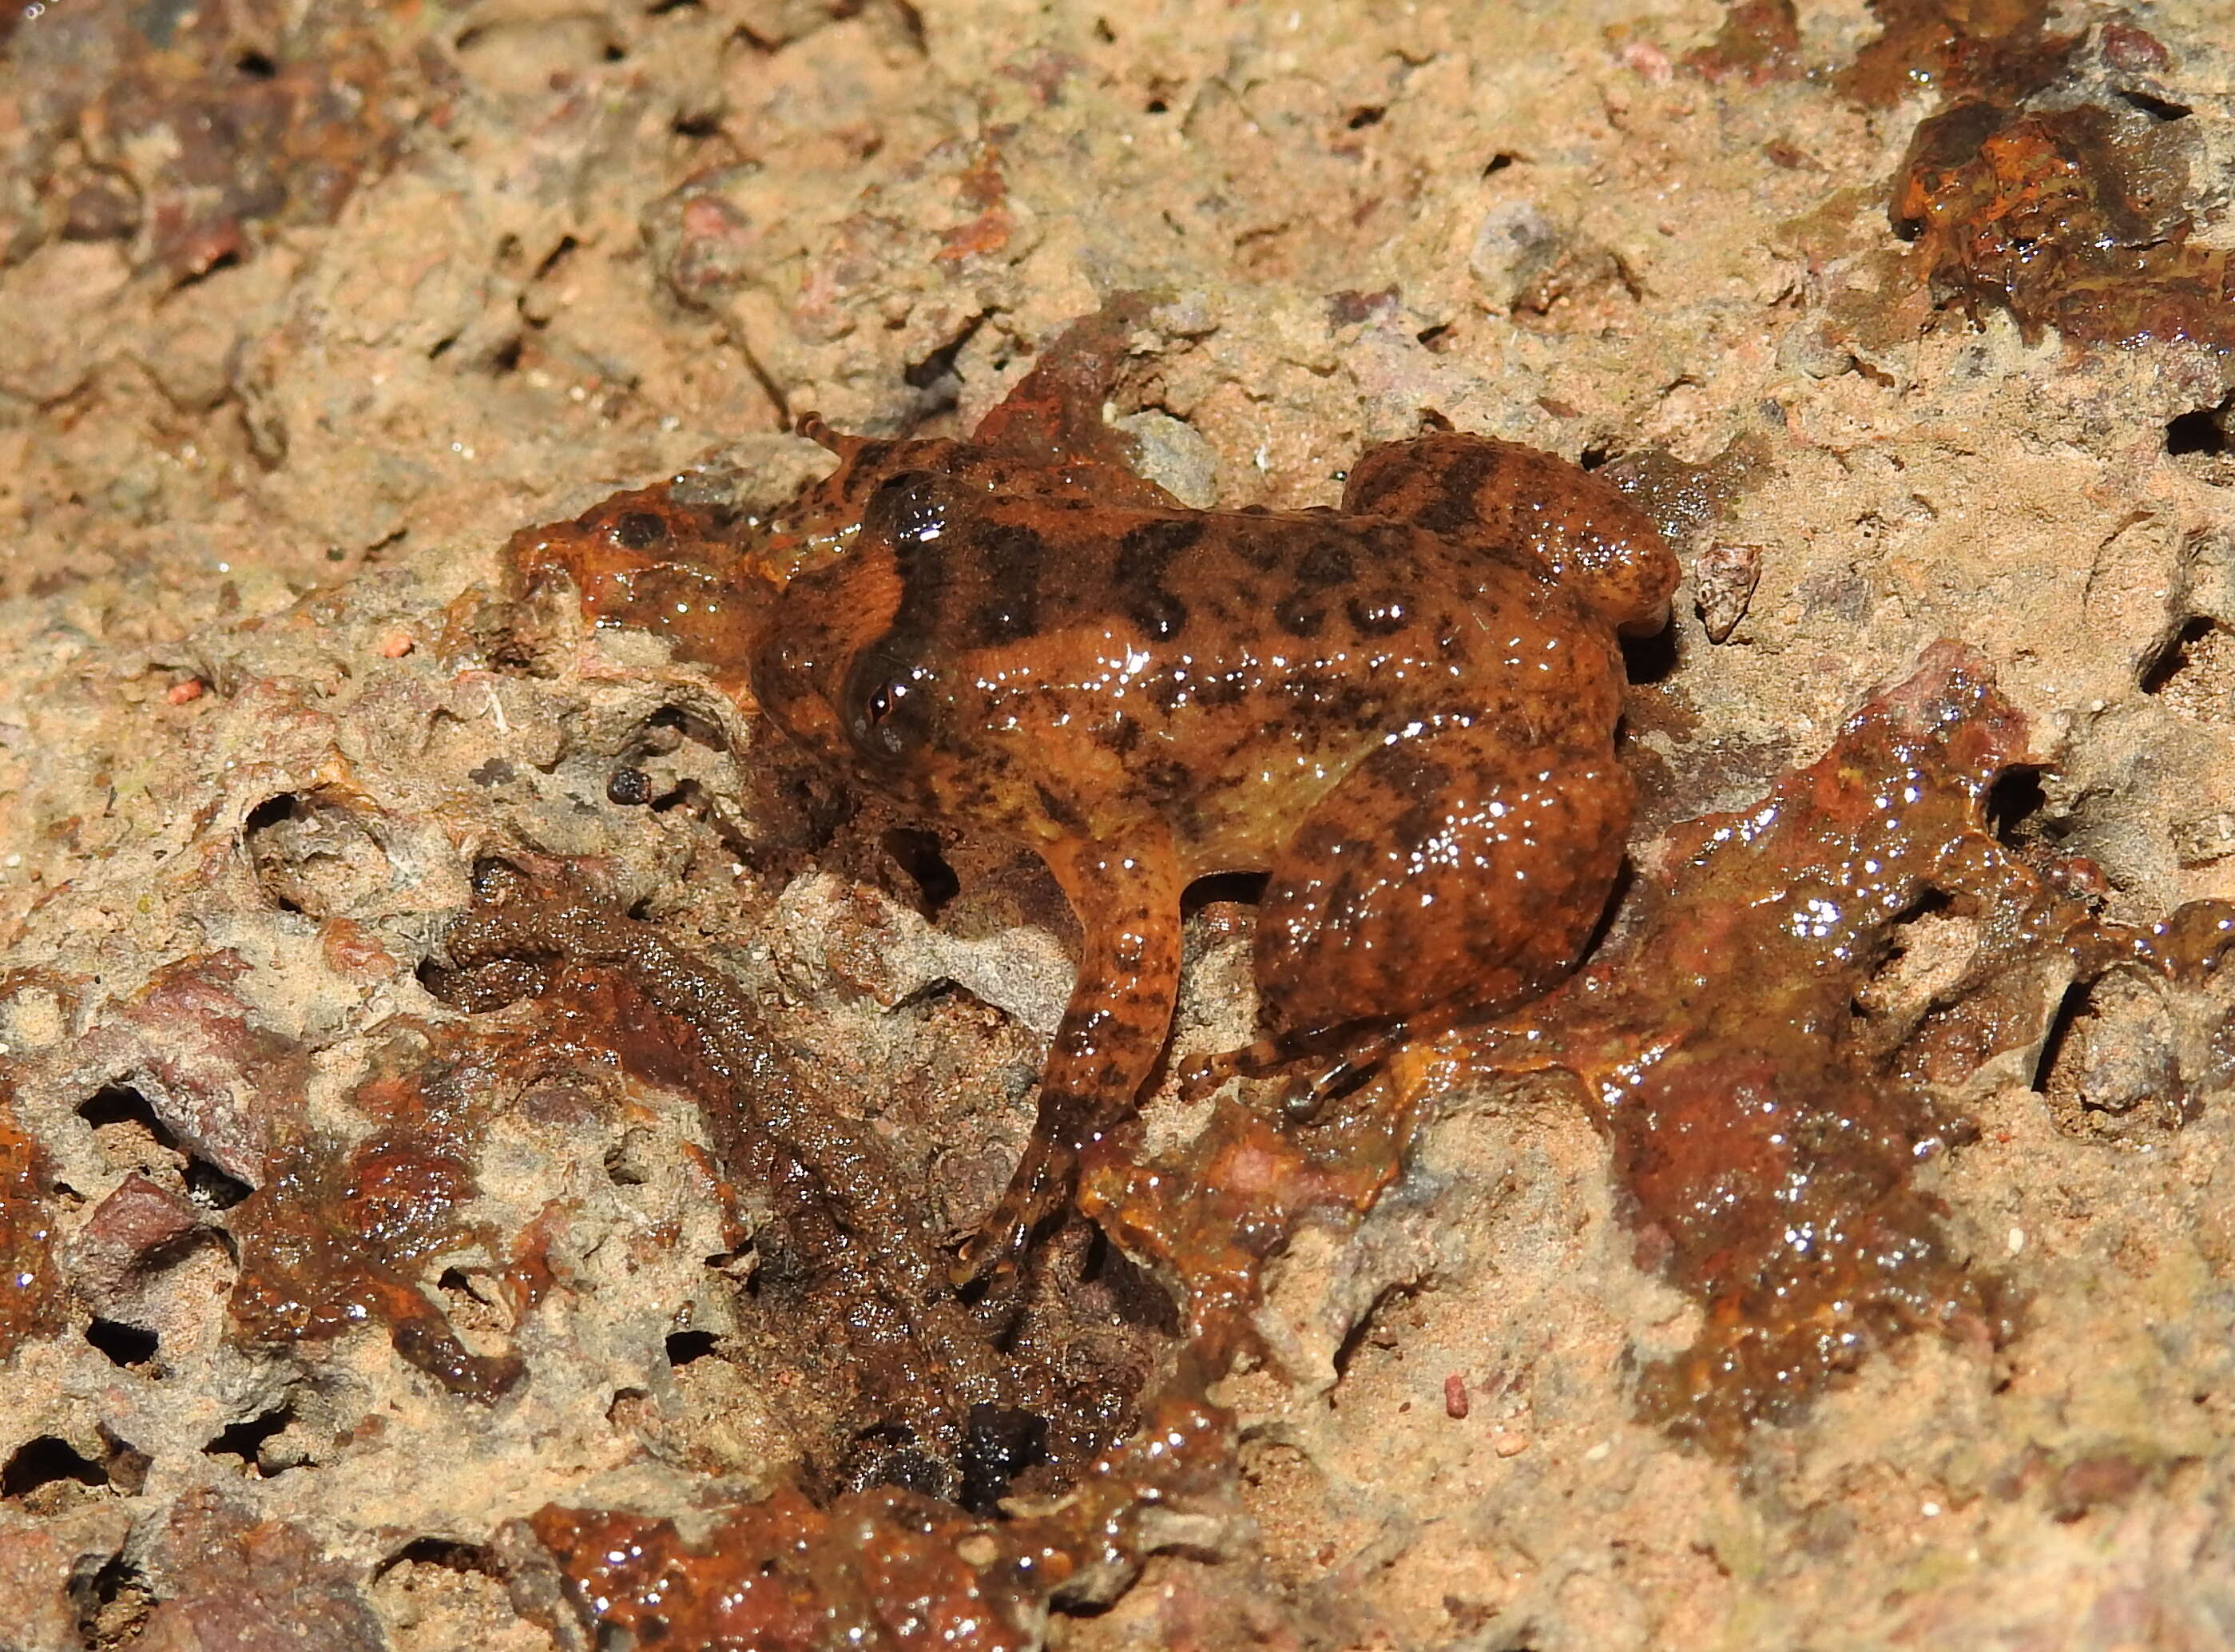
(836, 477), (1622, 859)
(900, 484), (1622, 720)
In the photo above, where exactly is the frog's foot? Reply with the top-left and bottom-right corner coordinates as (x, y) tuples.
(1304, 996), (1512, 1118)
(1181, 1022), (1355, 1100)
(951, 1129), (1079, 1289)
(1181, 1018), (1393, 1109)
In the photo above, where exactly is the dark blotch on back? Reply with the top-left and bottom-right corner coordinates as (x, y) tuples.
(967, 520), (1049, 646)
(1367, 741), (1457, 845)
(1280, 675), (1372, 725)
(1192, 668), (1249, 709)
(1114, 518), (1202, 642)
(1414, 443), (1497, 536)
(1294, 534), (1356, 591)
(1235, 534), (1286, 574)
(1276, 594), (1327, 637)
(862, 473), (948, 660)
(1034, 782), (1086, 832)
(1375, 743), (1453, 801)
(1346, 593), (1410, 637)
(1114, 516), (1205, 577)
(1130, 593), (1189, 640)
(868, 474), (948, 574)
(1141, 758), (1190, 800)
(1096, 714), (1143, 755)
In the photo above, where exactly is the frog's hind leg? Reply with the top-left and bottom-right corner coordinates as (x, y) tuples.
(953, 837), (1185, 1287)
(1252, 726), (1633, 1047)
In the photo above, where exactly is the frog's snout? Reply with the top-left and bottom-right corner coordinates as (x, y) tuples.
(1618, 594), (1674, 638)
(1576, 525), (1680, 639)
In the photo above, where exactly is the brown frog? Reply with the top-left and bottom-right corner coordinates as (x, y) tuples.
(752, 404), (1677, 1283)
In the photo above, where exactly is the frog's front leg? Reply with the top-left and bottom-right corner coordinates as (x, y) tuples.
(1252, 722), (1634, 1042)
(954, 832), (1185, 1285)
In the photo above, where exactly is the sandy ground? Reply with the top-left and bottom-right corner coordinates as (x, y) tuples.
(4, 0), (2235, 1646)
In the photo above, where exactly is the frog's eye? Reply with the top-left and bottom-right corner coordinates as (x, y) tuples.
(846, 658), (935, 762)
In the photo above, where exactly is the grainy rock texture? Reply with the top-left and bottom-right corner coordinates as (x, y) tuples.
(4, 1), (2235, 1648)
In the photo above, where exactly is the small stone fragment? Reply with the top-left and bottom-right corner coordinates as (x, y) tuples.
(2173, 811), (2235, 869)
(69, 1171), (202, 1308)
(1693, 542), (1763, 643)
(1467, 201), (1563, 313)
(140, 1492), (387, 1652)
(85, 955), (311, 1184)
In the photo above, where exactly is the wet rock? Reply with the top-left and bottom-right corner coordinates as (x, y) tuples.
(140, 1492), (386, 1652)
(79, 955), (311, 1185)
(8, 1), (2235, 1646)
(67, 1172), (203, 1311)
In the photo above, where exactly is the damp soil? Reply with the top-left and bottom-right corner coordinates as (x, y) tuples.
(6, 2), (2235, 1649)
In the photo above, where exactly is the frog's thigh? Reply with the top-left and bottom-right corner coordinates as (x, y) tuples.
(1253, 727), (1631, 1033)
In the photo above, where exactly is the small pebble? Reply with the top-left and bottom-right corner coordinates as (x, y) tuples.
(379, 630), (415, 657)
(1443, 1373), (1470, 1419)
(1492, 1432), (1529, 1458)
(166, 678), (205, 705)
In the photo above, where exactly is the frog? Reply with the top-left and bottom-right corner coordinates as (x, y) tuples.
(750, 391), (1678, 1285)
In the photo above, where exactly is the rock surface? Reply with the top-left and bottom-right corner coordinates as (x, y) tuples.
(5, 1), (2235, 1647)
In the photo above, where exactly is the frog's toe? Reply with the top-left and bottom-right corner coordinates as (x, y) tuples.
(950, 1212), (1034, 1289)
(1176, 1048), (1242, 1102)
(1284, 1033), (1403, 1122)
(949, 1236), (1021, 1292)
(951, 1142), (1074, 1286)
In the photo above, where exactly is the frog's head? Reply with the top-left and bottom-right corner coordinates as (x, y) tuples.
(1484, 454), (1679, 639)
(1345, 431), (1679, 639)
(750, 471), (955, 797)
